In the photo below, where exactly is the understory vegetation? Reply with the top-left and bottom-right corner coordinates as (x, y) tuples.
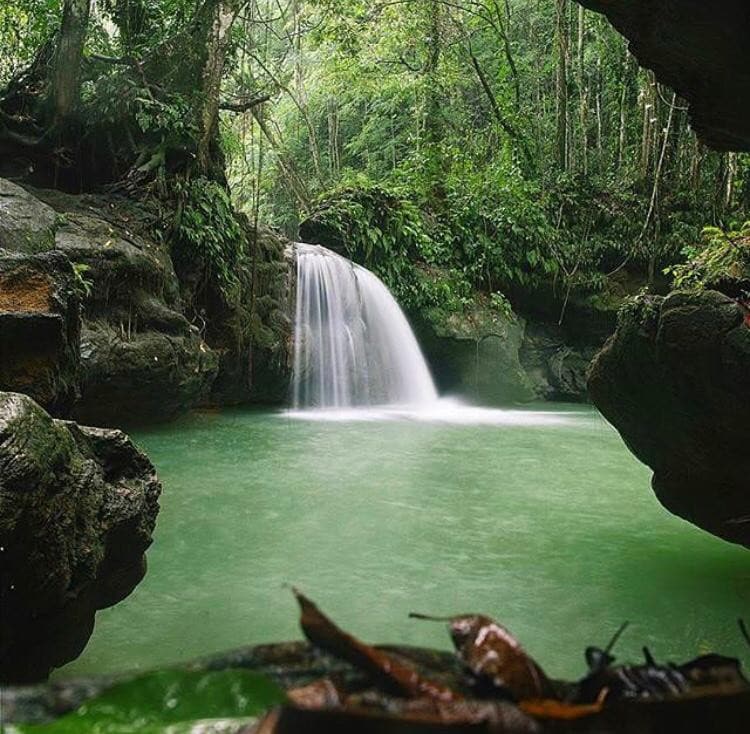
(1, 0), (748, 327)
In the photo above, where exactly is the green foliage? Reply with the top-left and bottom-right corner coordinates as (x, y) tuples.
(307, 182), (476, 311)
(5, 0), (750, 338)
(225, 0), (749, 317)
(439, 155), (558, 289)
(617, 291), (662, 330)
(667, 223), (750, 291)
(490, 291), (514, 320)
(309, 184), (418, 274)
(72, 262), (94, 299)
(0, 0), (57, 84)
(17, 668), (285, 734)
(170, 177), (244, 300)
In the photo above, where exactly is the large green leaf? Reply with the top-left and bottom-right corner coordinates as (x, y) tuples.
(17, 669), (284, 734)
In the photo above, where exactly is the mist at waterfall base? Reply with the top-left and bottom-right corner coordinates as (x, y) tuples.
(289, 243), (563, 424)
(292, 243), (436, 408)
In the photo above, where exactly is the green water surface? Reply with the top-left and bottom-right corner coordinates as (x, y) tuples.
(59, 405), (750, 681)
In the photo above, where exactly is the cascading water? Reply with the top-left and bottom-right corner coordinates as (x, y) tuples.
(292, 243), (438, 409)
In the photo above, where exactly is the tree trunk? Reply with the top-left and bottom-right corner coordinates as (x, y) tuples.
(639, 71), (656, 179)
(490, 0), (521, 112)
(424, 0), (442, 149)
(250, 105), (311, 210)
(577, 4), (588, 174)
(49, 0), (91, 124)
(689, 135), (703, 191)
(616, 45), (631, 170)
(555, 0), (569, 171)
(466, 40), (531, 165)
(423, 0), (444, 197)
(642, 91), (677, 284)
(196, 0), (242, 175)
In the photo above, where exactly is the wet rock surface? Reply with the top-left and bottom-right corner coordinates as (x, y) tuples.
(38, 187), (220, 425)
(588, 290), (750, 548)
(0, 391), (161, 683)
(415, 303), (599, 405)
(415, 304), (536, 405)
(520, 323), (599, 403)
(0, 250), (80, 415)
(0, 180), (221, 425)
(0, 178), (57, 253)
(0, 180), (293, 423)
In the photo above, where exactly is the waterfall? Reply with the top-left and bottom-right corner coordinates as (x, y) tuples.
(292, 243), (438, 409)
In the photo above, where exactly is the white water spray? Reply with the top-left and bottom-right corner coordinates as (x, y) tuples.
(292, 243), (438, 409)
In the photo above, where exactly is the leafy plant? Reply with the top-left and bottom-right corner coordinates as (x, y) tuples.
(71, 262), (94, 299)
(666, 222), (750, 291)
(169, 176), (244, 302)
(16, 669), (285, 734)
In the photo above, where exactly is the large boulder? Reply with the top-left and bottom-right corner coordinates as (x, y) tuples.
(0, 178), (57, 253)
(0, 391), (161, 683)
(0, 250), (80, 414)
(45, 200), (219, 424)
(0, 181), (222, 425)
(416, 300), (600, 405)
(77, 322), (218, 424)
(588, 290), (750, 548)
(416, 303), (536, 404)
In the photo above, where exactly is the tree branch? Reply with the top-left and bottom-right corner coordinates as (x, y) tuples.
(219, 92), (275, 112)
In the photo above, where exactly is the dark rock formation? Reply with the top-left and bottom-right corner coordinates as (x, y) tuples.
(35, 188), (220, 425)
(520, 323), (598, 403)
(205, 226), (293, 408)
(0, 179), (293, 424)
(415, 304), (536, 405)
(578, 0), (750, 151)
(0, 250), (80, 415)
(0, 391), (161, 683)
(0, 178), (57, 253)
(588, 290), (750, 548)
(414, 299), (603, 404)
(76, 324), (218, 425)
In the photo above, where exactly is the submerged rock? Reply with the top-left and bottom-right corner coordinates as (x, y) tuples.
(0, 391), (161, 683)
(588, 290), (750, 548)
